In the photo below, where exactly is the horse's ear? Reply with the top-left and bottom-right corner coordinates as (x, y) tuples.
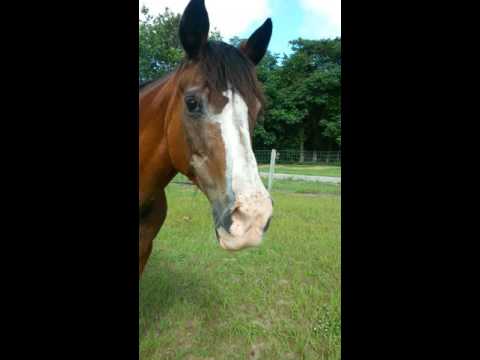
(179, 0), (210, 59)
(240, 18), (273, 65)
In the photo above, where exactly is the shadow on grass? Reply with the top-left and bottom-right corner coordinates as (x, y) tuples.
(139, 255), (221, 341)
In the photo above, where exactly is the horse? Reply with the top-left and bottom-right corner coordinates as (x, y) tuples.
(139, 0), (274, 276)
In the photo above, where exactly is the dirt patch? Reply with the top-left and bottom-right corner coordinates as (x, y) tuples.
(248, 343), (265, 360)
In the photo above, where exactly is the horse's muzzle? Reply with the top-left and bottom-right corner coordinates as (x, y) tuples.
(213, 194), (273, 251)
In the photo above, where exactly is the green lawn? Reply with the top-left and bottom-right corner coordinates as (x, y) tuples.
(261, 177), (340, 196)
(140, 183), (341, 360)
(258, 164), (341, 177)
(172, 174), (341, 196)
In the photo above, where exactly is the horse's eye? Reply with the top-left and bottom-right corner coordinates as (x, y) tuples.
(185, 96), (201, 113)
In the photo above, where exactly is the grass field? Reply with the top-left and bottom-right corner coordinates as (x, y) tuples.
(140, 182), (341, 360)
(172, 173), (341, 196)
(257, 164), (341, 177)
(263, 178), (340, 196)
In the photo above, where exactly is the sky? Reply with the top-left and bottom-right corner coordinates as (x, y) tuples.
(139, 0), (341, 56)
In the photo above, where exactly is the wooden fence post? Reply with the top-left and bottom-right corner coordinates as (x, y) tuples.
(268, 149), (276, 193)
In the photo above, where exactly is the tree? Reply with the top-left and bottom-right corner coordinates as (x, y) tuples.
(139, 7), (341, 151)
(139, 7), (182, 83)
(254, 38), (341, 151)
(139, 6), (222, 83)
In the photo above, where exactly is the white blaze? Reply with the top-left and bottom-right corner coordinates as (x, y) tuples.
(211, 89), (268, 198)
(210, 89), (272, 251)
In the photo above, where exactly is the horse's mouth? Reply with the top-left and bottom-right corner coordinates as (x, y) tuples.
(216, 224), (265, 251)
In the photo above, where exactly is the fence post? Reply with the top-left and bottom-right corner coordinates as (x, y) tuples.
(267, 149), (276, 193)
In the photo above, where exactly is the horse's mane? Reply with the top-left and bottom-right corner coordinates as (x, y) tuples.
(139, 80), (153, 89)
(190, 41), (265, 116)
(140, 41), (265, 117)
(139, 74), (172, 93)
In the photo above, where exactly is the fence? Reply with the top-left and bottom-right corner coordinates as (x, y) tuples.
(254, 150), (341, 165)
(257, 149), (341, 196)
(170, 149), (341, 196)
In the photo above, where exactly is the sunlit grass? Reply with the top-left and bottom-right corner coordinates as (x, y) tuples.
(140, 183), (341, 360)
(258, 164), (341, 177)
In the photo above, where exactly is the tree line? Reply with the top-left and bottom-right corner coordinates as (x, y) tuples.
(140, 7), (341, 151)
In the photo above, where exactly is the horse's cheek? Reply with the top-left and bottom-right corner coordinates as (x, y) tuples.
(167, 110), (191, 176)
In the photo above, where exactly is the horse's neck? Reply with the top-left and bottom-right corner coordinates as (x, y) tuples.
(139, 75), (177, 206)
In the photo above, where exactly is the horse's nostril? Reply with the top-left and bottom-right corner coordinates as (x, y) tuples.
(263, 216), (272, 233)
(230, 205), (244, 220)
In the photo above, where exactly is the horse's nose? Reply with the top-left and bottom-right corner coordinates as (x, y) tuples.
(213, 193), (273, 251)
(262, 198), (273, 233)
(263, 216), (272, 233)
(214, 209), (234, 236)
(215, 197), (273, 234)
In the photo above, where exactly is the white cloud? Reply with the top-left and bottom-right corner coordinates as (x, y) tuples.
(300, 0), (340, 27)
(139, 0), (271, 40)
(299, 0), (341, 39)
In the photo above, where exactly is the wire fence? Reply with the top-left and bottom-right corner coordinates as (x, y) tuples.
(169, 149), (341, 196)
(254, 150), (341, 165)
(255, 149), (341, 196)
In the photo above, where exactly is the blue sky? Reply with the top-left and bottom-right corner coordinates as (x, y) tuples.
(140, 0), (341, 56)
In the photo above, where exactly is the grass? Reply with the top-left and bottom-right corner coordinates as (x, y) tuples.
(171, 174), (341, 196)
(262, 178), (340, 196)
(257, 164), (341, 177)
(140, 182), (341, 360)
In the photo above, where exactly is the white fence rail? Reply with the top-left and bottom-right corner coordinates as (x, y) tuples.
(257, 149), (341, 196)
(170, 149), (341, 196)
(254, 150), (341, 165)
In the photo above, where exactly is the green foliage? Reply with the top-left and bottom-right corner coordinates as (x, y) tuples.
(139, 7), (341, 150)
(140, 181), (341, 359)
(139, 6), (222, 83)
(139, 7), (182, 83)
(255, 38), (341, 150)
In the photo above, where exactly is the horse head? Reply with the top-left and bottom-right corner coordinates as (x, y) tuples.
(165, 0), (273, 251)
